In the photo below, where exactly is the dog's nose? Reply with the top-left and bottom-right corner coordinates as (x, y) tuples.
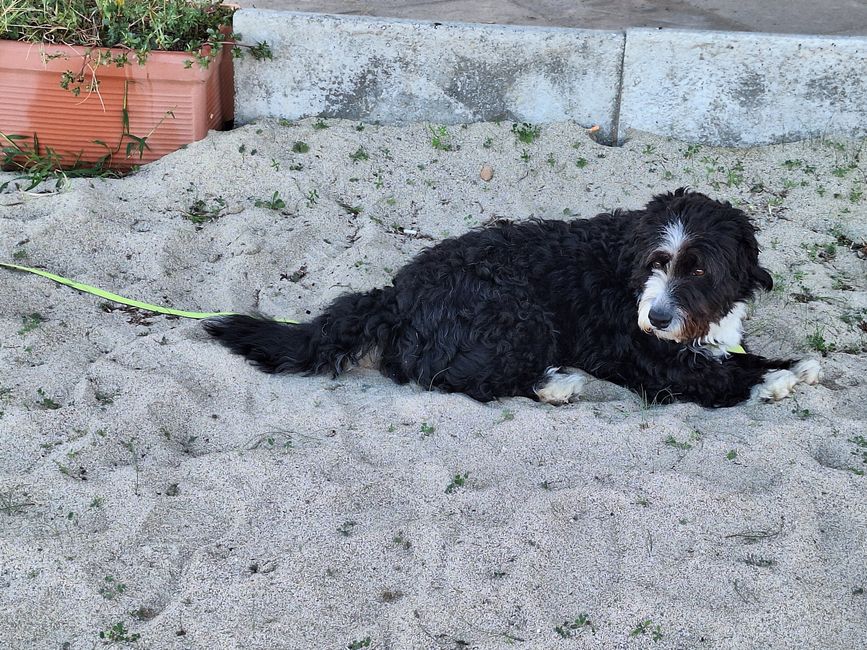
(649, 306), (673, 330)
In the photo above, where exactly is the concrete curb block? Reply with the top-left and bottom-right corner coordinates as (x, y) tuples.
(233, 10), (625, 142)
(234, 10), (867, 146)
(619, 29), (867, 146)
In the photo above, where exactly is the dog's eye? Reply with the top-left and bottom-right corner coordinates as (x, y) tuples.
(650, 260), (665, 270)
(692, 268), (706, 277)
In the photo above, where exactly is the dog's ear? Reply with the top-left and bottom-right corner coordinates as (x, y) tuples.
(752, 266), (774, 291)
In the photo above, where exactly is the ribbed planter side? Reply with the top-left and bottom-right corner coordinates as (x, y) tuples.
(0, 40), (232, 170)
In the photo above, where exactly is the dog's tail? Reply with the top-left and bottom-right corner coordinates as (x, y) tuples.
(202, 288), (397, 375)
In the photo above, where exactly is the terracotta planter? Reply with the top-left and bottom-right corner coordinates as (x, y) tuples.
(0, 39), (233, 170)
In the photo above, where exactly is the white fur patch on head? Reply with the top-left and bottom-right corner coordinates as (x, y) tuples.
(637, 270), (668, 331)
(534, 367), (588, 405)
(751, 359), (822, 402)
(698, 302), (747, 356)
(636, 220), (691, 342)
(661, 220), (689, 256)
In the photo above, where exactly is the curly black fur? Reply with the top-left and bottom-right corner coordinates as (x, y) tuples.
(204, 189), (803, 407)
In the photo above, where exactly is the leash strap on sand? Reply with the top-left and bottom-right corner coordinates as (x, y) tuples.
(0, 262), (297, 323)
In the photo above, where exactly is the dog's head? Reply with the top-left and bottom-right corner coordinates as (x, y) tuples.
(628, 188), (773, 344)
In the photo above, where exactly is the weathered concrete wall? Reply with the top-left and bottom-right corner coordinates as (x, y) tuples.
(233, 10), (867, 147)
(618, 29), (867, 146)
(233, 10), (625, 141)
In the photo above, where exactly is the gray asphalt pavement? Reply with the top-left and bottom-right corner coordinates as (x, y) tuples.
(237, 0), (867, 35)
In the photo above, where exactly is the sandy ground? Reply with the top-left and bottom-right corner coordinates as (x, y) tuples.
(1, 120), (866, 649)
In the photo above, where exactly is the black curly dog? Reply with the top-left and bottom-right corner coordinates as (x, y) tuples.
(204, 189), (821, 407)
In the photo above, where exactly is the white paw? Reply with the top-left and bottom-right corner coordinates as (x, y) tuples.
(751, 359), (822, 402)
(534, 368), (587, 405)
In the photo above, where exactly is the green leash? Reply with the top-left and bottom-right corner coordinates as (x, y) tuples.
(0, 262), (297, 323)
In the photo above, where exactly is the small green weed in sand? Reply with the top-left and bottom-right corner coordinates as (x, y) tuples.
(56, 458), (87, 481)
(512, 122), (541, 144)
(1, 131), (117, 192)
(306, 188), (319, 207)
(831, 162), (857, 178)
(829, 224), (865, 251)
(337, 520), (357, 537)
(254, 191), (286, 210)
(726, 449), (738, 461)
(849, 436), (867, 474)
(803, 241), (837, 262)
(428, 125), (455, 151)
(349, 146), (369, 163)
(445, 472), (469, 494)
(313, 119), (329, 130)
(99, 621), (140, 644)
(554, 613), (595, 637)
(630, 619), (663, 641)
(35, 388), (60, 410)
(520, 149), (531, 163)
(182, 195), (226, 225)
(420, 422), (435, 437)
(122, 438), (141, 496)
(791, 397), (812, 420)
(18, 313), (43, 335)
(831, 273), (855, 291)
(575, 157), (588, 169)
(683, 143), (701, 158)
(346, 637), (371, 650)
(743, 554), (776, 568)
(99, 576), (127, 600)
(292, 141), (310, 154)
(664, 431), (700, 451)
(725, 161), (744, 187)
(338, 201), (363, 217)
(12, 248), (27, 261)
(806, 327), (836, 355)
(840, 308), (867, 331)
(767, 195), (785, 209)
(392, 530), (412, 550)
(0, 486), (34, 516)
(0, 385), (9, 419)
(380, 589), (403, 603)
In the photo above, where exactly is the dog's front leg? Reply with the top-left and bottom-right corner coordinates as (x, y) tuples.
(634, 352), (822, 407)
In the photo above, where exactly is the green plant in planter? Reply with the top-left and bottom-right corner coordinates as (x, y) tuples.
(1, 0), (270, 95)
(0, 1), (272, 185)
